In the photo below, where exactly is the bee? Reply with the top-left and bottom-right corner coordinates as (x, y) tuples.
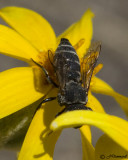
(32, 38), (101, 116)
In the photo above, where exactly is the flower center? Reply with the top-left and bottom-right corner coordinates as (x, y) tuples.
(37, 49), (57, 84)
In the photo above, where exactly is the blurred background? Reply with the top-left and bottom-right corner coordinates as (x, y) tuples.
(0, 0), (128, 159)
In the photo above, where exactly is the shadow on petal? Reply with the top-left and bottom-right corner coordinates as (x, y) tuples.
(95, 134), (128, 160)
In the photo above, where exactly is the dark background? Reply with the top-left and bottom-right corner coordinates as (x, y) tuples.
(0, 0), (128, 159)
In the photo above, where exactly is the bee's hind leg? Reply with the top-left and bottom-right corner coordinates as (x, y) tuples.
(55, 108), (66, 117)
(36, 97), (56, 110)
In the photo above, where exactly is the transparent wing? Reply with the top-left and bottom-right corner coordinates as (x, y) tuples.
(81, 41), (101, 91)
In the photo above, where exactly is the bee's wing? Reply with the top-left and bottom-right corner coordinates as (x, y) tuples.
(81, 42), (101, 91)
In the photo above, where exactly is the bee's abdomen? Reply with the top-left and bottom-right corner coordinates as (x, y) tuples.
(54, 38), (81, 87)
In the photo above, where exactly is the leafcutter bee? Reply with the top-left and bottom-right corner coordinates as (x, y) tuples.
(32, 38), (101, 116)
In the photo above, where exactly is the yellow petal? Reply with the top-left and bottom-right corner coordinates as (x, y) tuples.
(0, 25), (39, 62)
(95, 134), (128, 160)
(57, 9), (94, 59)
(91, 77), (128, 116)
(50, 111), (128, 151)
(18, 90), (62, 160)
(0, 7), (56, 52)
(0, 67), (50, 118)
(87, 93), (105, 113)
(92, 64), (103, 76)
(80, 125), (95, 160)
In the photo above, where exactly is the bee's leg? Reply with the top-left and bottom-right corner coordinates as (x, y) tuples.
(36, 97), (56, 110)
(31, 59), (58, 88)
(55, 108), (66, 117)
(42, 97), (56, 103)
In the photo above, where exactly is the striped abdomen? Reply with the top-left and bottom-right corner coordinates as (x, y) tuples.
(53, 38), (81, 90)
(53, 38), (87, 106)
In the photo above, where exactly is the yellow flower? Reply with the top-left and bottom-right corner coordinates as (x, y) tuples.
(0, 6), (128, 160)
